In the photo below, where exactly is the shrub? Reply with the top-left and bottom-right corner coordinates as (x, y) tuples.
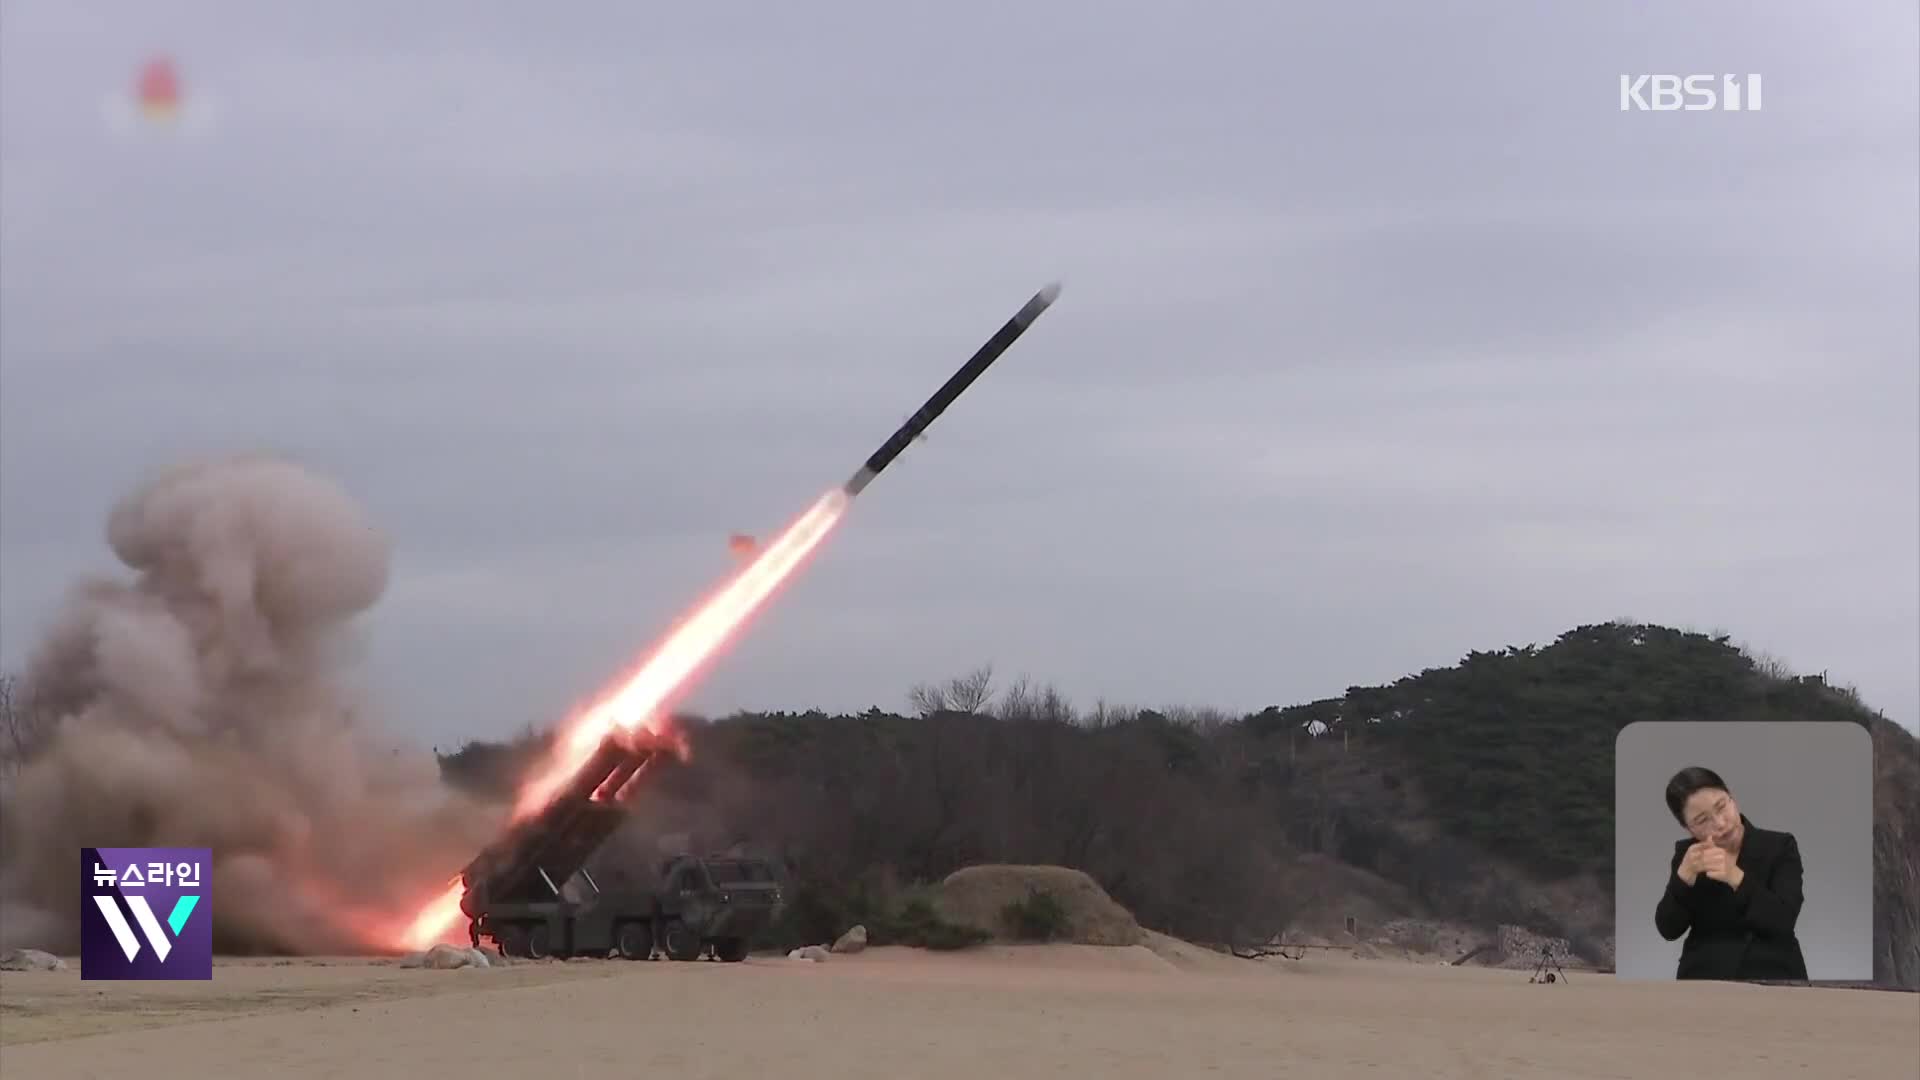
(757, 881), (990, 952)
(1001, 887), (1070, 942)
(893, 896), (992, 951)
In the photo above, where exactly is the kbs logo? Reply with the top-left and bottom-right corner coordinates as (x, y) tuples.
(1620, 74), (1762, 112)
(81, 848), (211, 980)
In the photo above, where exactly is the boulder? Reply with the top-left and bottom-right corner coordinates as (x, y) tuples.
(831, 925), (868, 954)
(0, 948), (66, 972)
(400, 944), (491, 970)
(787, 945), (831, 963)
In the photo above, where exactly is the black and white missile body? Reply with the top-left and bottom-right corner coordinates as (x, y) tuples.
(842, 283), (1060, 497)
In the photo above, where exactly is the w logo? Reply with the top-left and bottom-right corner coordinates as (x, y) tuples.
(81, 847), (212, 980)
(91, 893), (201, 962)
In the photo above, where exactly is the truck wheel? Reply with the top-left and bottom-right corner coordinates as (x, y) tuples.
(714, 937), (748, 963)
(662, 919), (702, 962)
(498, 925), (531, 959)
(616, 922), (652, 960)
(527, 924), (552, 960)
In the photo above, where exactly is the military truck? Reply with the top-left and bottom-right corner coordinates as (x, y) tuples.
(457, 729), (784, 961)
(651, 851), (784, 961)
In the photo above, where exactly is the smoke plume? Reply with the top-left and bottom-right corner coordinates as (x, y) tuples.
(0, 454), (501, 954)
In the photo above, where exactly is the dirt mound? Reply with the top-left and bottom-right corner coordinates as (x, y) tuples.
(1138, 930), (1243, 973)
(934, 865), (1145, 947)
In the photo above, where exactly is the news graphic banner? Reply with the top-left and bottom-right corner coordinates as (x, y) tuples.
(1612, 721), (1873, 981)
(81, 847), (212, 980)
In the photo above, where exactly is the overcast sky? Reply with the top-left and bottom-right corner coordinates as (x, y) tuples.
(3, 2), (1915, 749)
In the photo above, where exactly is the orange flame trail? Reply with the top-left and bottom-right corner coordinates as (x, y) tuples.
(396, 488), (850, 950)
(395, 878), (470, 951)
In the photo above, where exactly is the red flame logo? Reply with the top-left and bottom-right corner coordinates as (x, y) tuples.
(136, 55), (181, 120)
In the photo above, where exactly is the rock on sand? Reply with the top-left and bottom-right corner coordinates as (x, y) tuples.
(0, 948), (66, 972)
(831, 925), (868, 954)
(398, 944), (493, 970)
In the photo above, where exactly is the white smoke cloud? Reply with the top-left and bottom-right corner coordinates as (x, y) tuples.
(0, 454), (502, 953)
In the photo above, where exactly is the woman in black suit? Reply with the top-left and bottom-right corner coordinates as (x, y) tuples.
(1653, 766), (1809, 981)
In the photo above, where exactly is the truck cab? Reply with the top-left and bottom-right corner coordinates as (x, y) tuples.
(654, 853), (786, 962)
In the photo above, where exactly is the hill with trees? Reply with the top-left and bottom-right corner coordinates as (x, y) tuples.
(434, 621), (1919, 988)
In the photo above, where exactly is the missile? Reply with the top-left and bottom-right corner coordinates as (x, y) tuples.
(843, 283), (1061, 496)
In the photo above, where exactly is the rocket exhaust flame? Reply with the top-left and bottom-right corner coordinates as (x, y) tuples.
(510, 488), (848, 822)
(395, 285), (1059, 952)
(397, 879), (469, 951)
(395, 490), (848, 949)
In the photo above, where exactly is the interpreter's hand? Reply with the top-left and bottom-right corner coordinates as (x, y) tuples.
(1676, 842), (1713, 886)
(1700, 847), (1744, 888)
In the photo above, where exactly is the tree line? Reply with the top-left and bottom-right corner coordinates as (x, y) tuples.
(7, 622), (1914, 984)
(430, 624), (1915, 981)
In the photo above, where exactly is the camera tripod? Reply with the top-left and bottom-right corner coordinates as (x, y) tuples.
(1529, 943), (1569, 984)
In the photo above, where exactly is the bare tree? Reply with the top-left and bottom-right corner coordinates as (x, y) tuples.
(1036, 684), (1077, 725)
(0, 672), (56, 777)
(0, 673), (14, 776)
(1163, 705), (1234, 731)
(905, 682), (945, 717)
(945, 664), (995, 715)
(996, 674), (1038, 721)
(995, 675), (1079, 726)
(1083, 700), (1137, 729)
(907, 664), (997, 717)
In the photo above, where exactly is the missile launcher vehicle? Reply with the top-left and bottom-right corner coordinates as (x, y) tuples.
(457, 729), (782, 961)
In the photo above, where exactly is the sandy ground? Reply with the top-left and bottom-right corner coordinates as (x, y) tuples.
(3, 944), (1915, 1080)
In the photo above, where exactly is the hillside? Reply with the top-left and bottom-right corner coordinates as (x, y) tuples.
(436, 622), (1920, 988)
